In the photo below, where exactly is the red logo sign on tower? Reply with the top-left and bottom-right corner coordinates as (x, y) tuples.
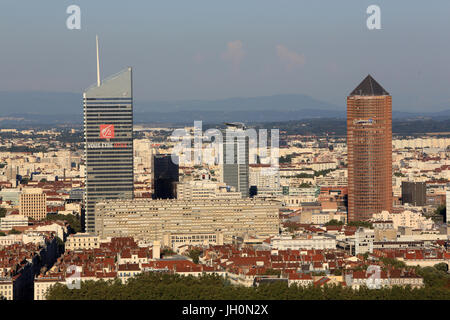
(100, 124), (114, 139)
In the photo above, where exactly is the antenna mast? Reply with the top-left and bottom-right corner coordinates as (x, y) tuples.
(96, 35), (101, 87)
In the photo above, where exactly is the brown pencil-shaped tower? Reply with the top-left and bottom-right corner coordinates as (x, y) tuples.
(347, 75), (392, 221)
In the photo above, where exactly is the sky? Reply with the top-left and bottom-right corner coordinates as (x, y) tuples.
(0, 0), (450, 111)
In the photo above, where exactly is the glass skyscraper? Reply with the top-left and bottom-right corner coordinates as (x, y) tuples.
(152, 154), (179, 199)
(83, 67), (134, 233)
(221, 123), (249, 198)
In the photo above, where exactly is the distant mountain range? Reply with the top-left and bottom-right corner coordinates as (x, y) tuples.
(0, 91), (450, 125)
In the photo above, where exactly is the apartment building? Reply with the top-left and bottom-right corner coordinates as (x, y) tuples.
(0, 214), (28, 230)
(0, 280), (13, 300)
(271, 235), (336, 250)
(65, 233), (100, 251)
(249, 164), (281, 191)
(19, 188), (47, 220)
(372, 210), (434, 230)
(162, 231), (224, 250)
(95, 198), (280, 243)
(34, 277), (65, 301)
(176, 180), (241, 200)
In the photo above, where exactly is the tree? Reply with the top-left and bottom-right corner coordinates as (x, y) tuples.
(46, 213), (81, 233)
(45, 271), (450, 300)
(379, 257), (406, 269)
(434, 205), (446, 217)
(0, 208), (6, 218)
(434, 263), (449, 273)
(299, 183), (312, 188)
(55, 236), (65, 253)
(284, 221), (300, 233)
(187, 249), (203, 264)
(416, 266), (450, 288)
(314, 169), (335, 177)
(161, 248), (175, 257)
(9, 228), (22, 235)
(279, 155), (292, 164)
(0, 232), (6, 237)
(347, 221), (373, 229)
(294, 173), (313, 179)
(333, 269), (342, 276)
(324, 219), (344, 227)
(263, 269), (281, 276)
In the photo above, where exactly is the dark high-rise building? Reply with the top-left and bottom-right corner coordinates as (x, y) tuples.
(83, 37), (134, 234)
(152, 154), (179, 199)
(347, 75), (392, 221)
(249, 186), (258, 198)
(222, 123), (249, 198)
(401, 182), (426, 206)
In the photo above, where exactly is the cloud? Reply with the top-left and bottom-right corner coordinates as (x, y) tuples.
(221, 40), (245, 70)
(276, 45), (305, 71)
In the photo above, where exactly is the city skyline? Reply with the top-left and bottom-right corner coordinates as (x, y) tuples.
(0, 1), (449, 304)
(1, 1), (450, 112)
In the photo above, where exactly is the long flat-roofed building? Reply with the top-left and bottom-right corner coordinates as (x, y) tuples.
(83, 37), (134, 233)
(176, 180), (242, 200)
(65, 233), (100, 251)
(94, 198), (280, 242)
(0, 214), (28, 230)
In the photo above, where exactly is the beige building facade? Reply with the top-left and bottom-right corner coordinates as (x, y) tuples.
(162, 231), (224, 249)
(0, 280), (13, 300)
(65, 233), (100, 251)
(95, 199), (280, 243)
(19, 188), (47, 220)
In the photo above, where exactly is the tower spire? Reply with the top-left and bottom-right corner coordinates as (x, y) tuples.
(349, 74), (389, 96)
(96, 35), (101, 87)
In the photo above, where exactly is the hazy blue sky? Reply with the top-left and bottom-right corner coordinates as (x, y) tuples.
(1, 0), (450, 111)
